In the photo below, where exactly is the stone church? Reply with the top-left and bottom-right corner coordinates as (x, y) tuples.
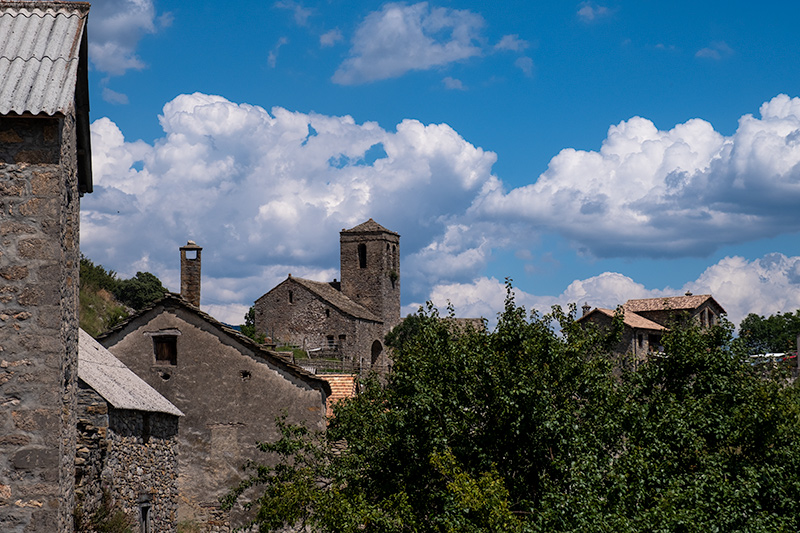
(254, 219), (401, 371)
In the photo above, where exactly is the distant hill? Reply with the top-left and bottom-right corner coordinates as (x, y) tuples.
(79, 256), (168, 337)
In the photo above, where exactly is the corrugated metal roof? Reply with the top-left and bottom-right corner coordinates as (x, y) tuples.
(78, 329), (184, 417)
(0, 2), (89, 115)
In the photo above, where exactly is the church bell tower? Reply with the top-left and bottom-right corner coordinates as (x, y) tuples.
(340, 219), (400, 331)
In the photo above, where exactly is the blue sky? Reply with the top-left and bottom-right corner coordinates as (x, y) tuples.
(80, 0), (800, 327)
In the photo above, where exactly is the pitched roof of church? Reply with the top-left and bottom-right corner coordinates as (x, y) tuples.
(341, 218), (399, 236)
(289, 277), (382, 322)
(624, 294), (724, 314)
(79, 329), (183, 416)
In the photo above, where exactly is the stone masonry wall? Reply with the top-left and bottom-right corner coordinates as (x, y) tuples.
(107, 409), (179, 532)
(340, 230), (400, 334)
(255, 280), (386, 366)
(0, 115), (80, 532)
(75, 381), (179, 532)
(101, 305), (327, 530)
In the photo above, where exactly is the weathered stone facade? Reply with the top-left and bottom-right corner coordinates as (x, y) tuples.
(75, 383), (179, 532)
(0, 100), (83, 532)
(0, 4), (92, 530)
(340, 220), (401, 332)
(98, 295), (330, 531)
(578, 294), (726, 362)
(254, 219), (400, 370)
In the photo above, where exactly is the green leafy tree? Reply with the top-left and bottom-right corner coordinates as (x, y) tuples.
(113, 271), (167, 310)
(738, 310), (800, 354)
(224, 283), (800, 532)
(240, 306), (266, 344)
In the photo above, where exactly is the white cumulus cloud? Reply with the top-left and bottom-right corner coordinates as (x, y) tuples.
(83, 93), (498, 323)
(88, 0), (169, 76)
(332, 2), (485, 85)
(474, 94), (800, 258)
(419, 254), (800, 330)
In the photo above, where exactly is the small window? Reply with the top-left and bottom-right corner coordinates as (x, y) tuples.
(358, 243), (367, 268)
(637, 334), (643, 348)
(325, 309), (330, 318)
(289, 290), (294, 304)
(326, 335), (335, 349)
(153, 336), (177, 366)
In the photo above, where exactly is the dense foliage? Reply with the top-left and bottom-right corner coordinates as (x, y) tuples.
(224, 285), (800, 532)
(240, 305), (267, 343)
(738, 310), (800, 355)
(79, 256), (168, 337)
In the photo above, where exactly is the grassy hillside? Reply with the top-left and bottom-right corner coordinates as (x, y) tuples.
(79, 256), (167, 337)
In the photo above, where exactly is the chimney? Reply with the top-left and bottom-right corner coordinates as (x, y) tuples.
(180, 240), (202, 307)
(582, 302), (591, 317)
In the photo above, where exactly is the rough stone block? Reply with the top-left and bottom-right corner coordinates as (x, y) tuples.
(10, 447), (58, 471)
(0, 266), (28, 281)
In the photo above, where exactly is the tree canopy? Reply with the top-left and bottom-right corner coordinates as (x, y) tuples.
(738, 310), (800, 355)
(224, 285), (800, 532)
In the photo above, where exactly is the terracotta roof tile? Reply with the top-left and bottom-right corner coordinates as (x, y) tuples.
(320, 373), (358, 418)
(580, 308), (666, 331)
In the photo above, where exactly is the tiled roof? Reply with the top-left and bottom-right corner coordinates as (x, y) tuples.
(97, 293), (332, 396)
(341, 218), (399, 236)
(580, 308), (666, 331)
(79, 329), (183, 417)
(290, 277), (382, 322)
(320, 373), (357, 418)
(624, 294), (719, 313)
(0, 2), (89, 115)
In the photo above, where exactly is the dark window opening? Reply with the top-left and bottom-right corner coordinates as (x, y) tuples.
(327, 335), (335, 349)
(142, 413), (151, 445)
(637, 334), (643, 349)
(371, 340), (383, 365)
(358, 243), (367, 268)
(648, 334), (662, 352)
(289, 290), (294, 304)
(153, 336), (177, 366)
(325, 309), (330, 318)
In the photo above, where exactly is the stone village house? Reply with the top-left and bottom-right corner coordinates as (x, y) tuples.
(97, 242), (331, 530)
(76, 329), (182, 533)
(0, 3), (92, 531)
(254, 219), (401, 372)
(578, 293), (726, 361)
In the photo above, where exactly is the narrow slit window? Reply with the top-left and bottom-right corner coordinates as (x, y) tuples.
(289, 290), (294, 304)
(358, 243), (367, 268)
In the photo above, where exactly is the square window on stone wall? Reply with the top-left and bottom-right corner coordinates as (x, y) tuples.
(154, 336), (177, 365)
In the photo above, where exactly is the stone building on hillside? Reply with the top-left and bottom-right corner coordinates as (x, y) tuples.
(98, 243), (331, 530)
(254, 219), (401, 371)
(578, 293), (726, 361)
(0, 3), (92, 531)
(76, 329), (182, 533)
